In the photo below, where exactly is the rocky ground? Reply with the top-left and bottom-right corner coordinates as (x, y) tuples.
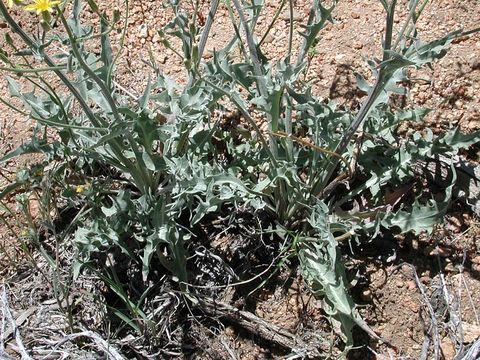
(1, 1), (479, 359)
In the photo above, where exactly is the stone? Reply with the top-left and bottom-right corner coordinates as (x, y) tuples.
(353, 41), (363, 50)
(280, 10), (303, 22)
(440, 337), (456, 360)
(139, 24), (148, 39)
(469, 58), (480, 70)
(463, 323), (480, 344)
(360, 289), (373, 301)
(351, 11), (360, 19)
(263, 34), (275, 44)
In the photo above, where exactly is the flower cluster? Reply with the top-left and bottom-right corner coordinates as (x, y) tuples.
(6, 0), (60, 14)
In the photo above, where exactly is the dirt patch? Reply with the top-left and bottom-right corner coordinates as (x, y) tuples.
(1, 1), (479, 359)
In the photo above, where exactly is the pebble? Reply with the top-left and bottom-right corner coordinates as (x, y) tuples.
(335, 53), (346, 63)
(263, 34), (275, 44)
(159, 55), (168, 64)
(444, 263), (456, 273)
(406, 299), (420, 313)
(224, 326), (235, 337)
(440, 337), (456, 360)
(428, 246), (452, 257)
(411, 239), (419, 250)
(470, 58), (480, 70)
(139, 24), (148, 39)
(420, 276), (430, 285)
(353, 41), (363, 50)
(280, 10), (303, 22)
(463, 323), (480, 344)
(361, 289), (373, 301)
(406, 280), (416, 290)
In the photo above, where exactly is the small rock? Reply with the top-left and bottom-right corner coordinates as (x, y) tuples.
(444, 262), (456, 273)
(470, 58), (480, 70)
(335, 53), (346, 63)
(423, 245), (434, 256)
(406, 299), (420, 313)
(263, 34), (275, 44)
(159, 55), (168, 64)
(224, 326), (235, 337)
(463, 323), (480, 344)
(139, 24), (148, 38)
(280, 10), (303, 21)
(411, 239), (419, 250)
(203, 52), (213, 59)
(353, 41), (363, 50)
(361, 289), (373, 302)
(420, 276), (430, 285)
(406, 280), (416, 290)
(351, 11), (360, 19)
(440, 337), (456, 360)
(428, 246), (452, 257)
(288, 297), (298, 307)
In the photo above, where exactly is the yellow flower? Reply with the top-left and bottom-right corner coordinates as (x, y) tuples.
(75, 184), (90, 194)
(7, 0), (14, 8)
(33, 169), (43, 177)
(24, 0), (60, 14)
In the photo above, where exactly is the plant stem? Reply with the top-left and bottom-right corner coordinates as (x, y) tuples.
(196, 0), (220, 65)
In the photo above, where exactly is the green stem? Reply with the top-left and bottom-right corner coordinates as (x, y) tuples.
(0, 2), (152, 194)
(58, 9), (154, 194)
(231, 0), (278, 156)
(287, 0), (294, 59)
(259, 0), (286, 46)
(108, 0), (129, 90)
(382, 0), (397, 61)
(196, 0), (220, 65)
(200, 77), (275, 164)
(0, 95), (28, 116)
(0, 65), (68, 73)
(313, 2), (397, 196)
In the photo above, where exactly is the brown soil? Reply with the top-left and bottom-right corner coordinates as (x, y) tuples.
(1, 1), (479, 359)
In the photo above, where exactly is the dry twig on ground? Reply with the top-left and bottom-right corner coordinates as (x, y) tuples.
(0, 285), (33, 360)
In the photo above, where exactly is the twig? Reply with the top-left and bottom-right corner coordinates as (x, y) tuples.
(460, 338), (480, 360)
(420, 335), (430, 360)
(459, 255), (479, 325)
(43, 329), (126, 360)
(401, 264), (440, 360)
(0, 286), (33, 360)
(195, 295), (320, 357)
(219, 336), (238, 360)
(435, 245), (464, 354)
